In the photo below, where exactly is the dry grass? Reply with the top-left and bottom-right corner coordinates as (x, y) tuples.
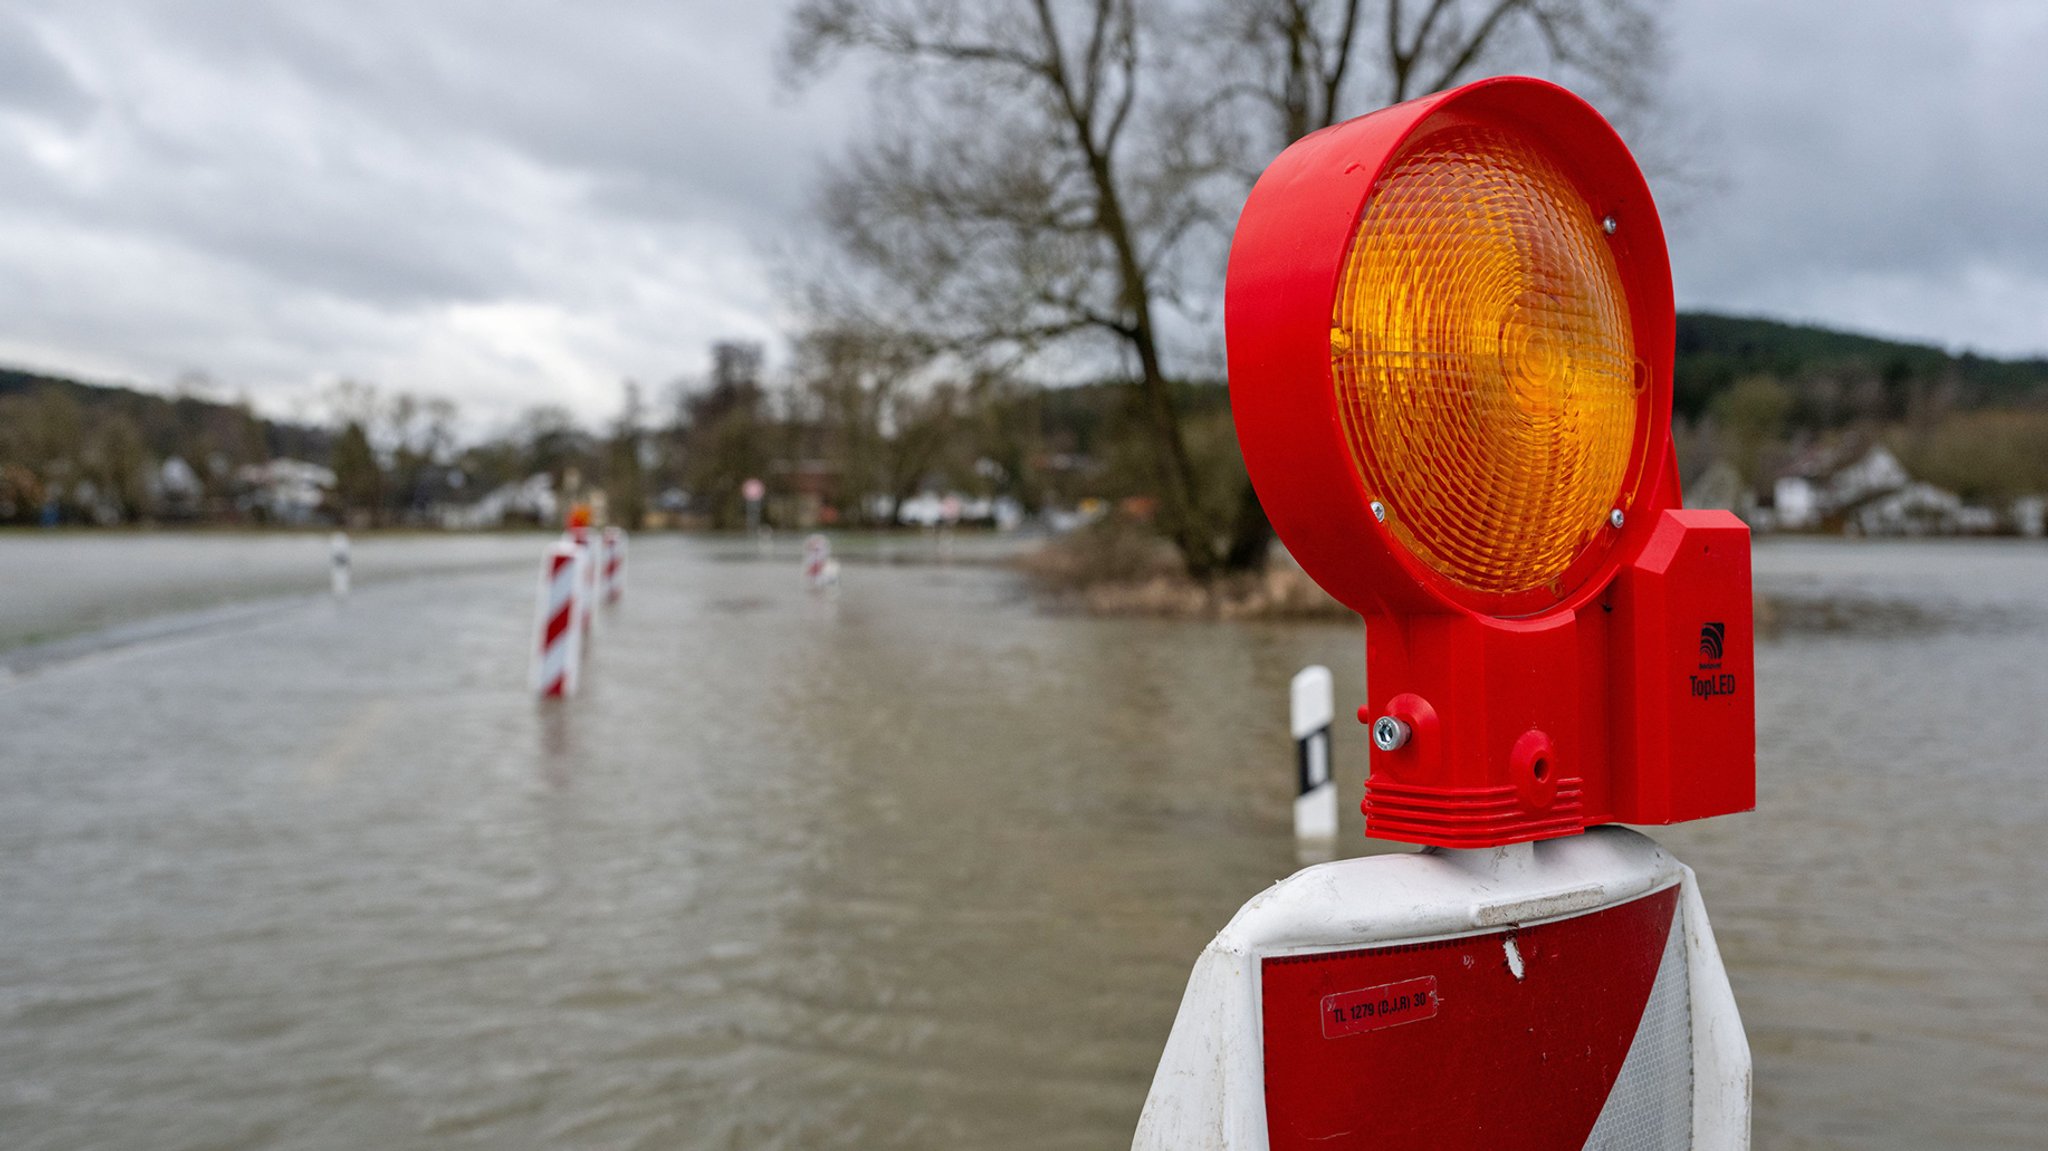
(1016, 520), (1354, 621)
(1024, 522), (1829, 631)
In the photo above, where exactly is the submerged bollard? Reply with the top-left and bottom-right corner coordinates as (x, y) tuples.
(601, 526), (626, 604)
(1290, 666), (1337, 840)
(531, 540), (584, 698)
(565, 504), (598, 649)
(566, 525), (596, 649)
(580, 532), (597, 639)
(329, 531), (351, 598)
(802, 533), (838, 591)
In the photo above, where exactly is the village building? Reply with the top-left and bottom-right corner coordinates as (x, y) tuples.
(235, 458), (335, 524)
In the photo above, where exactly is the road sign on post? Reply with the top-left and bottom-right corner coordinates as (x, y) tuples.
(1134, 75), (1755, 1149)
(742, 477), (766, 536)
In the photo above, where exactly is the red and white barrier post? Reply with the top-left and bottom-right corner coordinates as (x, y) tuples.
(601, 526), (626, 604)
(566, 524), (597, 647)
(329, 531), (351, 598)
(1290, 666), (1337, 840)
(531, 540), (584, 697)
(802, 532), (839, 591)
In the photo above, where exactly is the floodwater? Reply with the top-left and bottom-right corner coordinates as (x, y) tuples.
(0, 532), (2042, 1150)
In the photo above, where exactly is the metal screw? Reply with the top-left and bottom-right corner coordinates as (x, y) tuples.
(1601, 215), (1618, 235)
(1609, 508), (1626, 529)
(1370, 500), (1387, 522)
(1372, 715), (1411, 752)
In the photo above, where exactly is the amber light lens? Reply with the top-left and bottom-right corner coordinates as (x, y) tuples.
(1332, 122), (1641, 608)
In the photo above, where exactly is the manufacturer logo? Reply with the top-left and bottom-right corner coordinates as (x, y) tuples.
(1698, 621), (1725, 664)
(1689, 672), (1739, 699)
(1690, 620), (1737, 700)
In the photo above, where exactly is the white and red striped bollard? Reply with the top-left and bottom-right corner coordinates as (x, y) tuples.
(329, 531), (351, 598)
(601, 526), (626, 604)
(802, 533), (839, 591)
(568, 525), (597, 647)
(531, 540), (585, 697)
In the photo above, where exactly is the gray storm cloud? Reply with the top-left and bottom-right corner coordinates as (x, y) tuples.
(1662, 0), (2048, 356)
(0, 0), (855, 427)
(0, 0), (2040, 430)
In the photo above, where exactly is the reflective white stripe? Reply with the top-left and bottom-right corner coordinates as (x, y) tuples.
(1293, 781), (1339, 840)
(571, 542), (596, 652)
(1291, 667), (1338, 838)
(536, 626), (572, 689)
(1290, 666), (1334, 739)
(602, 528), (626, 601)
(1584, 899), (1692, 1149)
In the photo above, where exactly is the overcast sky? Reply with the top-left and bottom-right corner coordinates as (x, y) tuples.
(0, 0), (2043, 431)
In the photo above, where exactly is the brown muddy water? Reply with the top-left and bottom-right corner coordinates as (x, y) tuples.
(0, 533), (2043, 1150)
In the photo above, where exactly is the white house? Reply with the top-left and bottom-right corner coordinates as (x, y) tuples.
(153, 456), (205, 517)
(2013, 495), (2046, 538)
(1772, 443), (1912, 530)
(1851, 481), (1998, 536)
(442, 473), (558, 529)
(236, 459), (336, 524)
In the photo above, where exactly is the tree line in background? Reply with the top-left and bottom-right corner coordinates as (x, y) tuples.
(3, 313), (2046, 534)
(0, 342), (1226, 531)
(1674, 315), (2048, 513)
(3, 2), (2045, 547)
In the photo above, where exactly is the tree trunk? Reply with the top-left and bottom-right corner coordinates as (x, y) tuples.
(1221, 478), (1274, 572)
(1083, 145), (1215, 580)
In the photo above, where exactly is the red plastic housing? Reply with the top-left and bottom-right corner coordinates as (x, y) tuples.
(1226, 77), (1755, 847)
(1360, 508), (1755, 845)
(1261, 886), (1681, 1149)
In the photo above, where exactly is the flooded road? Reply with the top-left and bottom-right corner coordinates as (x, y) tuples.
(0, 532), (552, 656)
(0, 533), (2043, 1149)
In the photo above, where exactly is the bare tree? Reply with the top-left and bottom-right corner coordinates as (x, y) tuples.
(788, 0), (1668, 578)
(1219, 0), (1654, 146)
(787, 0), (1245, 578)
(678, 342), (778, 528)
(792, 325), (959, 526)
(607, 382), (649, 530)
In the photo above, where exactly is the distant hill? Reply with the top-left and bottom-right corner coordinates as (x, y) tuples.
(6, 307), (2047, 458)
(1673, 312), (2048, 423)
(0, 365), (332, 464)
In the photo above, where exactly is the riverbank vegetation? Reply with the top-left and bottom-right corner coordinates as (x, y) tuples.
(4, 309), (2046, 542)
(1016, 514), (1351, 619)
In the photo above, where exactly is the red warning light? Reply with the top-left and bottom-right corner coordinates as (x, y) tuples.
(1227, 76), (1754, 847)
